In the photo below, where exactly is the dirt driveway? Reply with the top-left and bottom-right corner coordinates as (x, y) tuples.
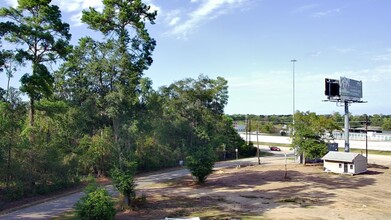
(118, 162), (391, 219)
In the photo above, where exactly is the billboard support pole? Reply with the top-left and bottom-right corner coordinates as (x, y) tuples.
(344, 101), (350, 152)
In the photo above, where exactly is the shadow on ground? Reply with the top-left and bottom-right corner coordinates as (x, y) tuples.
(117, 164), (382, 219)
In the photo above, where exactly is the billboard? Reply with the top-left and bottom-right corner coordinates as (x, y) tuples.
(340, 77), (362, 101)
(324, 78), (340, 98)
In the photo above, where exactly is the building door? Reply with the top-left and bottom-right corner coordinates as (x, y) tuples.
(344, 163), (348, 173)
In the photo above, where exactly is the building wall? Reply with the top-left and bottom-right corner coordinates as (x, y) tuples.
(324, 161), (344, 174)
(354, 156), (368, 174)
(324, 158), (367, 174)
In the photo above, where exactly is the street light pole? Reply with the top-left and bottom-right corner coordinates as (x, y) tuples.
(291, 59), (298, 163)
(291, 59), (297, 123)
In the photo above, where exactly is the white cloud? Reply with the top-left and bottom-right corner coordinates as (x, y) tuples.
(335, 47), (354, 54)
(164, 10), (181, 26)
(70, 12), (83, 27)
(372, 53), (391, 62)
(167, 0), (248, 38)
(5, 0), (17, 7)
(291, 4), (317, 14)
(307, 51), (322, 57)
(169, 17), (181, 26)
(313, 8), (341, 17)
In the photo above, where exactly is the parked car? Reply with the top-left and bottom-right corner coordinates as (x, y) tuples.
(269, 146), (281, 151)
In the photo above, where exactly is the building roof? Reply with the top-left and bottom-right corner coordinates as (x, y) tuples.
(322, 151), (363, 163)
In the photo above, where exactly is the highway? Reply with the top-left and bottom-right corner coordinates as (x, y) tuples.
(240, 133), (391, 151)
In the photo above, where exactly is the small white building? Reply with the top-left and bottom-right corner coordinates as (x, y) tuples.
(322, 151), (367, 175)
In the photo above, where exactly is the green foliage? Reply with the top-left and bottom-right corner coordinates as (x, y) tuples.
(291, 111), (341, 160)
(75, 187), (116, 220)
(111, 165), (136, 206)
(0, 0), (71, 126)
(3, 181), (24, 201)
(83, 175), (99, 194)
(382, 118), (391, 131)
(186, 145), (216, 184)
(239, 142), (257, 158)
(78, 128), (115, 176)
(135, 136), (179, 171)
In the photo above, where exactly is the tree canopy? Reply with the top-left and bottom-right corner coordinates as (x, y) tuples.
(291, 111), (341, 161)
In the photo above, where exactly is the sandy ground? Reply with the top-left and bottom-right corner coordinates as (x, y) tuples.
(117, 160), (391, 220)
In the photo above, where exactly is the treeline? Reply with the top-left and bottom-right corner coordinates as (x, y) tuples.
(0, 0), (249, 203)
(229, 113), (391, 132)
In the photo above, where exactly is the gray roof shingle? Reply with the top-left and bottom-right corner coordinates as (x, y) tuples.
(322, 151), (360, 162)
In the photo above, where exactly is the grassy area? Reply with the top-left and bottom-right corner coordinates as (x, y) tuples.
(339, 148), (391, 156)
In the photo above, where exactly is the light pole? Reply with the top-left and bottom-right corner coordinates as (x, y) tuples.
(291, 59), (297, 123)
(291, 59), (298, 163)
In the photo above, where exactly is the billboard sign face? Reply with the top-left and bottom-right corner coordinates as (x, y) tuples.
(340, 77), (362, 101)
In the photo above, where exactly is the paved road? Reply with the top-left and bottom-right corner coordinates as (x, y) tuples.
(0, 154), (294, 220)
(241, 134), (391, 151)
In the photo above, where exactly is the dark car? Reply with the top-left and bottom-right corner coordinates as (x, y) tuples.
(269, 146), (281, 151)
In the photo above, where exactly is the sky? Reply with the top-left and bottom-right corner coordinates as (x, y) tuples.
(1, 0), (391, 116)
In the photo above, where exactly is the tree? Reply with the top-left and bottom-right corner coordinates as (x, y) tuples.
(291, 111), (341, 163)
(382, 118), (391, 131)
(160, 75), (230, 183)
(0, 0), (71, 127)
(81, 0), (156, 170)
(370, 114), (384, 127)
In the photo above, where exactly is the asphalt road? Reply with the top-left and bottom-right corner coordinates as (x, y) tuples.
(241, 133), (391, 151)
(0, 153), (295, 220)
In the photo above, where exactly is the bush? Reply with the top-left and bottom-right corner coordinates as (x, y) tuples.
(111, 166), (136, 207)
(186, 145), (216, 184)
(239, 142), (257, 158)
(4, 181), (24, 201)
(75, 186), (116, 220)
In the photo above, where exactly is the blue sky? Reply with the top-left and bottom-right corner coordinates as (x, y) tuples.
(1, 0), (391, 115)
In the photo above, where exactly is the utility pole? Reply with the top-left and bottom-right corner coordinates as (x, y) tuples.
(291, 59), (299, 163)
(257, 121), (260, 165)
(249, 118), (251, 143)
(245, 114), (248, 144)
(291, 59), (297, 125)
(365, 115), (368, 162)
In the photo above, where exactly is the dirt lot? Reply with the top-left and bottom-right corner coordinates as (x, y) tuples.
(117, 162), (391, 220)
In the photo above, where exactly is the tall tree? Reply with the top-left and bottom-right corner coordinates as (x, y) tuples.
(0, 0), (71, 126)
(80, 0), (156, 205)
(81, 0), (156, 167)
(160, 75), (230, 183)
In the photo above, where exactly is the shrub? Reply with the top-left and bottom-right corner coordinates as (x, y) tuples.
(4, 181), (24, 201)
(75, 187), (116, 220)
(111, 168), (136, 207)
(186, 145), (216, 184)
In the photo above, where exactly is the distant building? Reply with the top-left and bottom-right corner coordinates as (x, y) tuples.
(349, 126), (382, 133)
(322, 151), (367, 175)
(234, 124), (246, 132)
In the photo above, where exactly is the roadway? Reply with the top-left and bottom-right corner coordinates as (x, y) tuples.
(241, 133), (391, 151)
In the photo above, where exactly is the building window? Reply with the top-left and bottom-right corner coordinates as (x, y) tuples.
(350, 164), (353, 169)
(339, 164), (342, 168)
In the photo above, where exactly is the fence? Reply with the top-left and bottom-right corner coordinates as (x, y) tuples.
(332, 132), (391, 141)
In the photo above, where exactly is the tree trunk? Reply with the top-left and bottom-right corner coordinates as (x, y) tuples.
(29, 98), (35, 127)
